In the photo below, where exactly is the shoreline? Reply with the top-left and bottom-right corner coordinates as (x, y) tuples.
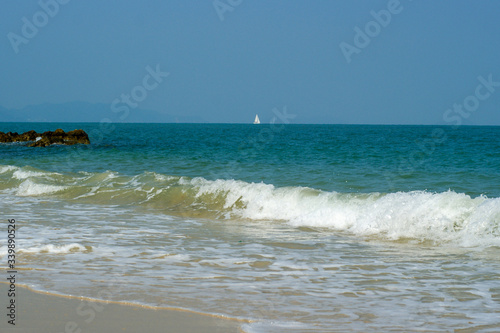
(0, 282), (249, 333)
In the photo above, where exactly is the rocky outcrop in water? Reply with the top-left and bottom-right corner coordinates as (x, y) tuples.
(0, 129), (90, 147)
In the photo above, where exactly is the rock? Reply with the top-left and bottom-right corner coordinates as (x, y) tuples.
(18, 130), (38, 141)
(29, 137), (52, 147)
(7, 132), (19, 141)
(66, 129), (90, 144)
(0, 129), (90, 147)
(0, 132), (11, 142)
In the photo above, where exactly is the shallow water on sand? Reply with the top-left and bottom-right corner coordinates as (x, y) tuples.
(2, 192), (500, 332)
(1, 123), (500, 331)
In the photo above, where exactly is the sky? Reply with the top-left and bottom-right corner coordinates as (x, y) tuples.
(1, 0), (499, 124)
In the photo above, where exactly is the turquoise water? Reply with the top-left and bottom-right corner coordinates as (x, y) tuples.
(2, 123), (500, 196)
(1, 123), (500, 332)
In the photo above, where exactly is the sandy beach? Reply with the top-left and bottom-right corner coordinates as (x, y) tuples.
(0, 283), (246, 333)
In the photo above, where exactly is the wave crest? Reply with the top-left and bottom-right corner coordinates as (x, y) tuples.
(1, 165), (499, 247)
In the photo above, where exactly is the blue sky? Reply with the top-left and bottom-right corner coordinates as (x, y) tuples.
(1, 0), (499, 124)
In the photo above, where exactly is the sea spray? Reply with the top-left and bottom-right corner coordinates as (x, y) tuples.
(2, 164), (499, 247)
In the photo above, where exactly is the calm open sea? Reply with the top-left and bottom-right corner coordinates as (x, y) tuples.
(1, 123), (500, 332)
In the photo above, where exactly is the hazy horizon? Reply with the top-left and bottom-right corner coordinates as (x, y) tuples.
(1, 1), (499, 125)
(1, 100), (500, 126)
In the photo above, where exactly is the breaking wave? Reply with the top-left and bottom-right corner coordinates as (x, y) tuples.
(0, 243), (89, 257)
(1, 165), (499, 247)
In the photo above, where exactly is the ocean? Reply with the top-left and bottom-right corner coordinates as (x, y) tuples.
(1, 122), (500, 332)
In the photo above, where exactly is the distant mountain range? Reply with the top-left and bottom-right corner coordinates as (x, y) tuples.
(0, 102), (205, 123)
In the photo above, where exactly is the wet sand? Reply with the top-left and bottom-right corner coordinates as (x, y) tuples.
(0, 283), (246, 333)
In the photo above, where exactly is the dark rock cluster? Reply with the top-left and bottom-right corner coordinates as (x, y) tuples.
(0, 129), (90, 147)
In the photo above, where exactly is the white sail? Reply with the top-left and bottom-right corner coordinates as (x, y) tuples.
(253, 114), (260, 124)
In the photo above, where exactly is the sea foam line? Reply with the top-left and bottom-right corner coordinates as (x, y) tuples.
(2, 165), (500, 246)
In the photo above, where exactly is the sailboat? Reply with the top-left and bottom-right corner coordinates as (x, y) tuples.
(253, 114), (260, 124)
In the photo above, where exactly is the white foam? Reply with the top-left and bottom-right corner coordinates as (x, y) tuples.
(242, 320), (310, 333)
(103, 171), (119, 180)
(4, 166), (500, 247)
(0, 165), (18, 174)
(192, 177), (275, 210)
(186, 177), (500, 247)
(13, 169), (47, 179)
(12, 168), (62, 180)
(19, 243), (88, 254)
(163, 254), (190, 261)
(153, 173), (176, 182)
(16, 179), (67, 196)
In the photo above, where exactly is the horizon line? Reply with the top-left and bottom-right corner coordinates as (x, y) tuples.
(0, 121), (499, 127)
